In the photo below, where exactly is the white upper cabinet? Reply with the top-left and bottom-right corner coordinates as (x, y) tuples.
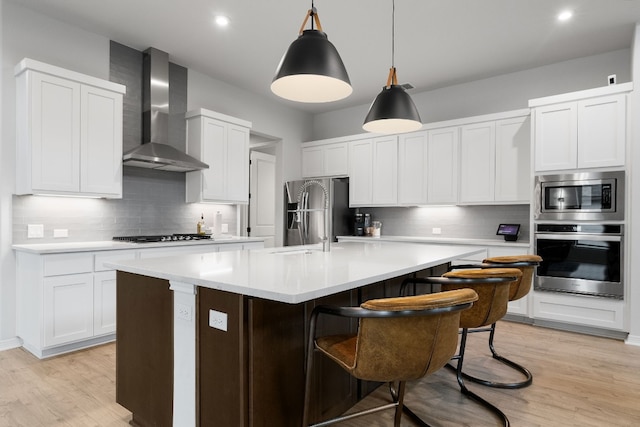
(530, 84), (631, 172)
(494, 116), (531, 203)
(397, 126), (459, 205)
(348, 136), (397, 207)
(459, 114), (531, 204)
(459, 121), (496, 203)
(185, 109), (252, 204)
(302, 142), (348, 178)
(15, 59), (125, 198)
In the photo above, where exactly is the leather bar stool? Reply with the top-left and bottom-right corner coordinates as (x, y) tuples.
(401, 268), (522, 427)
(450, 254), (542, 388)
(302, 288), (479, 427)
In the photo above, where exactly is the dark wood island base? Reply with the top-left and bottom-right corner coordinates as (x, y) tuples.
(116, 264), (447, 426)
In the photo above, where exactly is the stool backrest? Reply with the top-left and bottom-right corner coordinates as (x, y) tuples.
(348, 289), (478, 382)
(442, 268), (522, 329)
(483, 255), (543, 301)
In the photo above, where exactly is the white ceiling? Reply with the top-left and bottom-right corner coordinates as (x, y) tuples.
(15, 0), (640, 114)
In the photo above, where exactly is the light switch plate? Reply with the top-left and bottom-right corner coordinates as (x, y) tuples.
(209, 309), (228, 331)
(27, 224), (44, 238)
(432, 227), (442, 235)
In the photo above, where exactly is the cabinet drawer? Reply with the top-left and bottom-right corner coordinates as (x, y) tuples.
(94, 250), (137, 271)
(43, 253), (93, 276)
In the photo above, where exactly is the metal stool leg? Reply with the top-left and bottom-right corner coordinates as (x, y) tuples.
(460, 323), (533, 389)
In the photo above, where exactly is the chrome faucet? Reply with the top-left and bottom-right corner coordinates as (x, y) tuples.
(296, 180), (330, 252)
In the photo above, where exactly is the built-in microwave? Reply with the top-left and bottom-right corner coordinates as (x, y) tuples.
(534, 171), (625, 221)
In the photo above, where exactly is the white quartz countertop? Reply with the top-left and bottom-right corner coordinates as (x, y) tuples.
(337, 235), (530, 248)
(12, 236), (264, 254)
(105, 241), (485, 304)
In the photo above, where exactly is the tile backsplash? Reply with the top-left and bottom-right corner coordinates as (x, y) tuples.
(357, 205), (531, 241)
(12, 167), (237, 244)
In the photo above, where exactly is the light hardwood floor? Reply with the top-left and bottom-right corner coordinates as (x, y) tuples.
(1, 321), (640, 426)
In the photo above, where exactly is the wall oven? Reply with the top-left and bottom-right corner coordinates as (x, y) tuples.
(534, 224), (623, 299)
(534, 171), (625, 221)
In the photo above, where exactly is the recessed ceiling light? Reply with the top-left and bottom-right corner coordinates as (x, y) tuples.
(215, 15), (230, 27)
(557, 10), (573, 22)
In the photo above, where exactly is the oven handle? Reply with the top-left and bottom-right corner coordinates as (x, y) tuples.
(535, 233), (622, 242)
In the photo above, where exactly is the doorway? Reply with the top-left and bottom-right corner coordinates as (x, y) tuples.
(243, 133), (280, 248)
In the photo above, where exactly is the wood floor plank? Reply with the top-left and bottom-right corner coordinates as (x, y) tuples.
(1, 321), (640, 426)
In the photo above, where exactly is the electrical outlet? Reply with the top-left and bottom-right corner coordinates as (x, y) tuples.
(177, 303), (192, 321)
(53, 229), (68, 238)
(432, 227), (442, 235)
(209, 309), (228, 331)
(221, 223), (228, 233)
(27, 224), (44, 238)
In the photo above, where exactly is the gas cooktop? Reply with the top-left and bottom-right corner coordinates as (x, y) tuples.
(113, 234), (212, 243)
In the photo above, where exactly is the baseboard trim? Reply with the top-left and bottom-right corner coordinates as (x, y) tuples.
(625, 334), (640, 347)
(0, 337), (23, 352)
(532, 318), (628, 341)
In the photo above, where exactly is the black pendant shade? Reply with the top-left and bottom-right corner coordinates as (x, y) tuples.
(363, 0), (422, 134)
(363, 84), (422, 134)
(271, 29), (352, 103)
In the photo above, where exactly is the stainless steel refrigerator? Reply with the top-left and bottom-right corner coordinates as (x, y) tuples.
(284, 177), (352, 247)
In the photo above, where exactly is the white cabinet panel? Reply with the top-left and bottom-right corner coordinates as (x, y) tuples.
(94, 271), (117, 336)
(372, 136), (398, 205)
(302, 142), (348, 178)
(533, 292), (624, 331)
(494, 116), (530, 202)
(577, 94), (626, 169)
(532, 88), (628, 172)
(43, 253), (93, 276)
(348, 139), (373, 206)
(533, 102), (577, 172)
(459, 122), (495, 203)
(398, 132), (428, 205)
(186, 109), (251, 204)
(80, 85), (123, 196)
(427, 126), (459, 204)
(15, 59), (124, 198)
(44, 273), (94, 347)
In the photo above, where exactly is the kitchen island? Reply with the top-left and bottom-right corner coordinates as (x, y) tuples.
(107, 241), (484, 426)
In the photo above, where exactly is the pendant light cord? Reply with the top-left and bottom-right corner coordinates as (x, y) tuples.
(391, 0), (395, 69)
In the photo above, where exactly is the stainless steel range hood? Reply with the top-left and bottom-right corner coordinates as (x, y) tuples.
(123, 48), (208, 172)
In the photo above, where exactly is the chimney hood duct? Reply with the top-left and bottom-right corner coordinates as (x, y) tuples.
(122, 48), (208, 172)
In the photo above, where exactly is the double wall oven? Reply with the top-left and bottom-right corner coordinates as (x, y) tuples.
(534, 171), (625, 299)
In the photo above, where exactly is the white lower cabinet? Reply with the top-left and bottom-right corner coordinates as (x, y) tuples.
(16, 241), (264, 358)
(93, 271), (117, 336)
(43, 273), (94, 347)
(532, 292), (624, 331)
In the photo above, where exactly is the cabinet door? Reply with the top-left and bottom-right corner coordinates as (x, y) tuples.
(226, 124), (250, 203)
(348, 139), (373, 206)
(94, 271), (117, 336)
(31, 72), (81, 193)
(43, 273), (94, 347)
(201, 118), (227, 200)
(302, 146), (324, 178)
(398, 132), (427, 205)
(372, 136), (398, 205)
(459, 121), (495, 203)
(323, 143), (348, 176)
(80, 85), (123, 197)
(427, 126), (459, 204)
(534, 102), (577, 172)
(495, 116), (530, 202)
(577, 94), (626, 169)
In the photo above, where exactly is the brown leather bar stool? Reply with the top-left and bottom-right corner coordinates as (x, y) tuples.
(450, 254), (542, 389)
(402, 268), (522, 427)
(302, 289), (479, 427)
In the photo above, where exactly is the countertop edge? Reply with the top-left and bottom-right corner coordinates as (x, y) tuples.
(12, 237), (265, 254)
(337, 235), (530, 247)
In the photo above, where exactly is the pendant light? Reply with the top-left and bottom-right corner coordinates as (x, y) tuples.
(363, 0), (422, 134)
(271, 1), (352, 103)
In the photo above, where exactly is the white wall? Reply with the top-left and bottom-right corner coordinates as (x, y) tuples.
(312, 49), (631, 141)
(0, 0), (311, 344)
(627, 25), (640, 346)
